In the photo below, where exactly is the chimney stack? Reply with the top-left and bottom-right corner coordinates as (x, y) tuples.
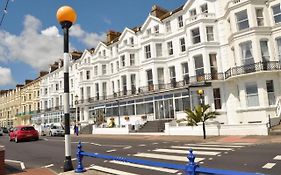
(106, 30), (121, 43)
(150, 5), (168, 18)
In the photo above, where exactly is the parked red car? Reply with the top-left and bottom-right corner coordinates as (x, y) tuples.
(9, 126), (39, 143)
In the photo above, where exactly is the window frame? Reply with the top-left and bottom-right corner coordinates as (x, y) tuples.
(167, 41), (173, 55)
(145, 45), (151, 59)
(256, 8), (264, 26)
(236, 10), (249, 31)
(272, 4), (281, 24)
(179, 38), (186, 52)
(191, 27), (201, 44)
(206, 26), (214, 41)
(178, 15), (183, 28)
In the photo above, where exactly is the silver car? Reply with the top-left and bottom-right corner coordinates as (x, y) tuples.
(48, 125), (65, 136)
(0, 128), (3, 136)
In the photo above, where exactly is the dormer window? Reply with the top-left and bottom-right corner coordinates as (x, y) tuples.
(178, 15), (183, 28)
(166, 21), (171, 32)
(130, 37), (134, 45)
(154, 25), (159, 33)
(103, 50), (106, 57)
(190, 9), (197, 20)
(201, 4), (208, 13)
(146, 28), (151, 36)
(236, 10), (249, 31)
(123, 39), (127, 46)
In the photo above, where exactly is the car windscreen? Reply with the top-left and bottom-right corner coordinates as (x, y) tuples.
(21, 127), (35, 131)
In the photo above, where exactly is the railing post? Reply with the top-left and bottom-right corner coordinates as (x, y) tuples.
(75, 141), (86, 173)
(185, 149), (198, 175)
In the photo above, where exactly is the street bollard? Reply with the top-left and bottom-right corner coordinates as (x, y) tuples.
(75, 141), (86, 173)
(185, 149), (199, 175)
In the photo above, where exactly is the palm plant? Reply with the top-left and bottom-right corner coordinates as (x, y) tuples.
(183, 104), (219, 139)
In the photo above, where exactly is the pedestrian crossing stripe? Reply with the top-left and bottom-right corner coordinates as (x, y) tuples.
(171, 146), (233, 151)
(200, 142), (254, 145)
(133, 153), (205, 162)
(185, 144), (244, 148)
(89, 165), (139, 175)
(109, 160), (179, 173)
(153, 148), (220, 156)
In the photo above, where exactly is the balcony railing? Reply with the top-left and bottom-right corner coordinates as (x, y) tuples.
(187, 13), (215, 23)
(225, 61), (281, 79)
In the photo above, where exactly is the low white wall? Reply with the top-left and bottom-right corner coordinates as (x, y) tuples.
(92, 125), (130, 135)
(165, 123), (269, 136)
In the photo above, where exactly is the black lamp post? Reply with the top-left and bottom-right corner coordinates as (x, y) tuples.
(117, 99), (120, 127)
(75, 95), (79, 123)
(197, 89), (206, 139)
(56, 6), (77, 172)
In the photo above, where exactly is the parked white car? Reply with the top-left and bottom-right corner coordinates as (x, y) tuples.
(46, 125), (65, 136)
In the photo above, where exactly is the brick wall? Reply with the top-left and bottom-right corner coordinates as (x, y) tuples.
(0, 146), (5, 175)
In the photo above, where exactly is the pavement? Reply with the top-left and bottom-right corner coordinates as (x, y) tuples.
(5, 134), (281, 175)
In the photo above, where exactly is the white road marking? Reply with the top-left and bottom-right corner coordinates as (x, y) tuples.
(43, 164), (54, 168)
(90, 143), (102, 146)
(208, 158), (213, 160)
(123, 146), (132, 149)
(72, 141), (89, 144)
(5, 159), (26, 170)
(186, 144), (244, 148)
(133, 153), (204, 162)
(152, 143), (158, 145)
(106, 149), (116, 153)
(43, 138), (48, 141)
(197, 142), (253, 145)
(71, 158), (77, 161)
(89, 165), (139, 175)
(153, 149), (220, 156)
(139, 144), (146, 147)
(262, 163), (276, 169)
(274, 155), (281, 160)
(110, 160), (179, 173)
(171, 146), (233, 151)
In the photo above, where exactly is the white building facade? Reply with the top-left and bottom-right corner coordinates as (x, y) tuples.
(36, 0), (281, 128)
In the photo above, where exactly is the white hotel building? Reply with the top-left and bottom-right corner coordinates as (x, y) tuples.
(34, 0), (281, 130)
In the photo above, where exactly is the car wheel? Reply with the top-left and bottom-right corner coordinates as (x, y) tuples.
(9, 137), (12, 142)
(15, 136), (18, 143)
(41, 131), (44, 136)
(49, 132), (52, 136)
(35, 137), (39, 141)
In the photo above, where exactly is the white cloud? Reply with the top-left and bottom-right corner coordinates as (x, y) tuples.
(0, 15), (105, 71)
(0, 67), (15, 86)
(70, 24), (106, 48)
(41, 26), (60, 37)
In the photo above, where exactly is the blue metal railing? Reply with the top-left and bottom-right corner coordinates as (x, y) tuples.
(74, 141), (267, 175)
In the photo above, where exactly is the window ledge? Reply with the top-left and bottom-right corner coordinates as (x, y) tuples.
(236, 106), (275, 113)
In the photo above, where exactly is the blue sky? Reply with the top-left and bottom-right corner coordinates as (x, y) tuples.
(0, 0), (186, 90)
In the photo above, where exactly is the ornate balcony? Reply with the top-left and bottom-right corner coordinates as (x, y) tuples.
(225, 61), (281, 79)
(76, 61), (281, 105)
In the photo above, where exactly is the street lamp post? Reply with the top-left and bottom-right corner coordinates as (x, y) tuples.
(117, 99), (120, 127)
(197, 89), (206, 139)
(56, 6), (77, 172)
(75, 95), (79, 123)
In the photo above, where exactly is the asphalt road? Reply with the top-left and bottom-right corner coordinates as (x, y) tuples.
(0, 134), (280, 175)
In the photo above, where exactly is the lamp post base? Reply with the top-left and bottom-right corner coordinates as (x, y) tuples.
(64, 156), (74, 172)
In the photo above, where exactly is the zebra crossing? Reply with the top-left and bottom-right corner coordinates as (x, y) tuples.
(87, 142), (253, 175)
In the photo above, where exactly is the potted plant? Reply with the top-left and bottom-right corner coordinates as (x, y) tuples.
(141, 115), (147, 120)
(124, 116), (130, 121)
